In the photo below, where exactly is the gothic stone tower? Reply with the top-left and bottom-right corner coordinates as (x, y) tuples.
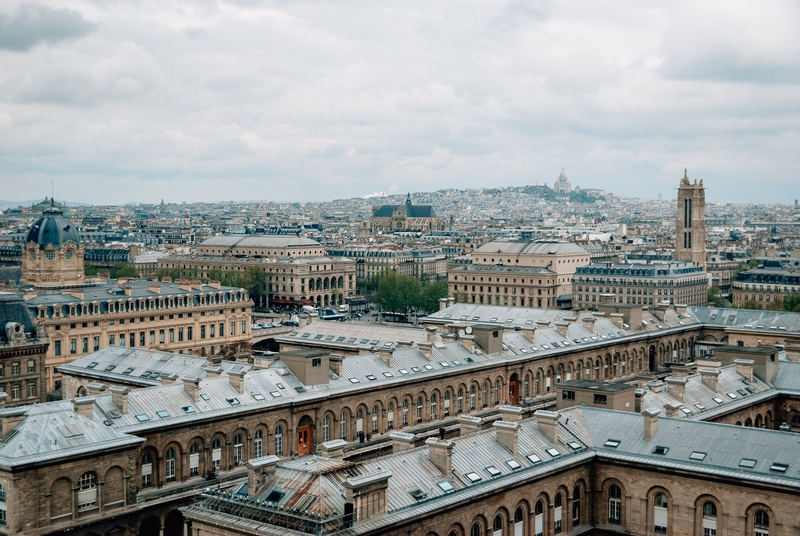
(675, 169), (706, 270)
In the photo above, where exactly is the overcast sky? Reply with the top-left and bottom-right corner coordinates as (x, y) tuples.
(1, 1), (798, 205)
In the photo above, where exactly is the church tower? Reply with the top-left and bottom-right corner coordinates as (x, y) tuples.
(21, 202), (85, 288)
(675, 169), (706, 270)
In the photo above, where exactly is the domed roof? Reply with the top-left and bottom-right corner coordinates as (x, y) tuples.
(26, 207), (81, 250)
(558, 168), (568, 180)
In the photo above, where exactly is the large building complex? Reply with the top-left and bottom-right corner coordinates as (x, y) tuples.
(732, 258), (800, 309)
(366, 194), (445, 234)
(0, 292), (48, 406)
(572, 261), (709, 309)
(327, 245), (449, 281)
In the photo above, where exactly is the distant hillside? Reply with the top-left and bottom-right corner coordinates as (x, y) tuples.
(0, 199), (92, 209)
(521, 185), (603, 203)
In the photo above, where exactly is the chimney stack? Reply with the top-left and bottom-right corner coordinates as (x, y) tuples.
(0, 392), (7, 409)
(425, 438), (454, 473)
(634, 389), (645, 413)
(417, 342), (433, 361)
(665, 377), (687, 402)
(72, 397), (95, 419)
(499, 405), (525, 421)
(426, 326), (438, 343)
(0, 407), (26, 439)
(534, 410), (560, 443)
(86, 382), (107, 395)
(329, 354), (343, 376)
(554, 322), (569, 338)
(521, 327), (536, 343)
(160, 374), (178, 385)
(609, 313), (624, 329)
(461, 335), (475, 354)
(439, 298), (449, 311)
(699, 368), (720, 391)
(396, 339), (413, 349)
(493, 420), (520, 454)
(389, 432), (416, 453)
(735, 359), (754, 381)
(203, 366), (222, 377)
(182, 377), (201, 401)
(378, 348), (393, 367)
(643, 408), (659, 440)
(247, 455), (280, 498)
(110, 385), (130, 413)
(228, 370), (246, 394)
(317, 439), (347, 459)
(344, 471), (391, 522)
(663, 401), (682, 418)
(581, 317), (595, 333)
(456, 414), (483, 436)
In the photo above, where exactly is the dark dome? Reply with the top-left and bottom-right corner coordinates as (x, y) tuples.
(26, 207), (81, 250)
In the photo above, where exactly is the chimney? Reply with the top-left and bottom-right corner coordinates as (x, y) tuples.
(389, 431), (416, 453)
(247, 455), (280, 498)
(461, 335), (475, 354)
(147, 283), (161, 294)
(647, 380), (664, 393)
(669, 364), (690, 378)
(663, 401), (682, 418)
(581, 317), (595, 333)
(699, 368), (720, 391)
(425, 438), (454, 473)
(344, 471), (391, 522)
(358, 345), (373, 355)
(456, 414), (483, 436)
(86, 382), (107, 395)
(228, 370), (245, 394)
(208, 280), (221, 289)
(160, 374), (178, 385)
(426, 326), (438, 343)
(493, 420), (520, 454)
(499, 405), (525, 421)
(521, 327), (536, 343)
(439, 298), (449, 311)
(643, 408), (659, 440)
(307, 312), (318, 324)
(179, 279), (192, 291)
(203, 366), (222, 377)
(0, 407), (27, 439)
(735, 359), (754, 381)
(378, 348), (393, 367)
(534, 410), (560, 443)
(329, 354), (343, 376)
(609, 313), (624, 329)
(665, 377), (687, 402)
(396, 339), (413, 349)
(554, 322), (569, 338)
(675, 304), (687, 316)
(182, 377), (201, 401)
(636, 373), (656, 388)
(110, 385), (130, 413)
(72, 397), (95, 419)
(634, 389), (645, 413)
(417, 342), (433, 360)
(317, 439), (347, 460)
(535, 320), (550, 328)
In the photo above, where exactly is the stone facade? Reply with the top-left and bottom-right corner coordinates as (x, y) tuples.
(675, 170), (707, 270)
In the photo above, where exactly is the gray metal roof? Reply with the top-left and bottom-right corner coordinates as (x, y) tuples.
(201, 235), (320, 247)
(475, 240), (588, 256)
(690, 306), (800, 333)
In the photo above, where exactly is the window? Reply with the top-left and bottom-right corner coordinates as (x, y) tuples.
(572, 487), (581, 524)
(26, 381), (36, 398)
(430, 394), (437, 421)
(387, 403), (394, 430)
(189, 443), (200, 476)
(562, 390), (575, 400)
(470, 386), (476, 410)
(0, 484), (5, 525)
(416, 397), (423, 423)
(322, 416), (330, 442)
(702, 502), (717, 536)
(493, 515), (503, 536)
(211, 438), (222, 471)
(11, 384), (20, 401)
(93, 336), (100, 351)
(340, 413), (347, 440)
(609, 485), (621, 524)
(754, 510), (769, 536)
(534, 500), (544, 536)
(494, 379), (500, 405)
(77, 472), (97, 510)
(275, 425), (283, 455)
(254, 430), (263, 458)
(233, 434), (243, 466)
(372, 406), (379, 433)
(166, 448), (177, 482)
(653, 493), (668, 534)
(514, 507), (524, 536)
(402, 400), (409, 427)
(471, 524), (482, 536)
(142, 453), (153, 487)
(593, 394), (607, 404)
(70, 339), (77, 355)
(54, 340), (61, 356)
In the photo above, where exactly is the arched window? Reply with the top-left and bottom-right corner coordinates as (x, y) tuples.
(702, 502), (717, 536)
(141, 453), (153, 487)
(387, 403), (394, 430)
(322, 416), (330, 442)
(754, 510), (769, 536)
(535, 372), (541, 394)
(340, 412), (347, 440)
(416, 397), (423, 423)
(534, 500), (544, 536)
(254, 430), (263, 458)
(554, 493), (563, 533)
(482, 382), (488, 407)
(275, 425), (284, 455)
(457, 388), (463, 414)
(189, 443), (200, 476)
(608, 485), (621, 524)
(430, 393), (437, 421)
(233, 434), (243, 466)
(572, 487), (581, 524)
(444, 391), (451, 416)
(524, 374), (530, 397)
(211, 438), (222, 471)
(77, 472), (97, 510)
(356, 409), (364, 435)
(514, 507), (524, 536)
(402, 400), (409, 427)
(371, 405), (379, 433)
(494, 379), (500, 404)
(493, 514), (503, 536)
(471, 523), (482, 536)
(166, 448), (177, 482)
(653, 493), (668, 534)
(470, 386), (476, 410)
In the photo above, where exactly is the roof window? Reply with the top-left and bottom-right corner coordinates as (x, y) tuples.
(546, 448), (560, 457)
(348, 378), (360, 384)
(437, 481), (454, 493)
(135, 414), (150, 422)
(253, 394), (265, 401)
(770, 463), (788, 473)
(181, 406), (196, 414)
(526, 454), (542, 464)
(156, 410), (170, 418)
(739, 458), (756, 468)
(505, 460), (521, 470)
(652, 446), (669, 455)
(485, 466), (501, 477)
(465, 472), (482, 483)
(689, 451), (706, 461)
(604, 440), (620, 448)
(227, 397), (240, 405)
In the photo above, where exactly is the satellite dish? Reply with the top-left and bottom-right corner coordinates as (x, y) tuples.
(465, 326), (473, 334)
(458, 329), (466, 337)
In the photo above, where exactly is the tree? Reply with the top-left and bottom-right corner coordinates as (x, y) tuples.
(783, 294), (800, 312)
(707, 285), (726, 307)
(375, 271), (422, 313)
(418, 279), (449, 313)
(84, 264), (101, 276)
(110, 263), (138, 279)
(742, 299), (762, 310)
(767, 300), (784, 311)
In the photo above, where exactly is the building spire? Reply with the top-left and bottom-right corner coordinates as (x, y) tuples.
(684, 168), (688, 179)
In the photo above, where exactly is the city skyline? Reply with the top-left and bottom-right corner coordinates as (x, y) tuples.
(1, 1), (799, 204)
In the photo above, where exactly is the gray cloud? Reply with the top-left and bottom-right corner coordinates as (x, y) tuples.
(0, 3), (96, 52)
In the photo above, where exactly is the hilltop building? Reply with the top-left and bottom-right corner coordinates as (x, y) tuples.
(553, 167), (572, 194)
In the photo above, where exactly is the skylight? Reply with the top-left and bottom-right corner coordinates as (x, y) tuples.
(505, 460), (521, 470)
(87, 362), (98, 369)
(712, 397), (724, 404)
(366, 375), (377, 381)
(399, 369), (409, 375)
(348, 378), (360, 384)
(181, 406), (196, 414)
(227, 397), (240, 405)
(568, 442), (581, 450)
(253, 394), (265, 401)
(200, 394), (210, 401)
(604, 440), (620, 448)
(156, 410), (170, 418)
(382, 372), (393, 378)
(270, 391), (282, 398)
(526, 454), (542, 464)
(440, 362), (449, 367)
(652, 446), (669, 455)
(424, 365), (434, 370)
(135, 414), (150, 422)
(726, 392), (738, 399)
(546, 448), (561, 457)
(465, 472), (482, 483)
(411, 367), (421, 373)
(770, 463), (788, 473)
(689, 452), (706, 461)
(485, 466), (501, 477)
(437, 481), (454, 492)
(739, 458), (756, 468)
